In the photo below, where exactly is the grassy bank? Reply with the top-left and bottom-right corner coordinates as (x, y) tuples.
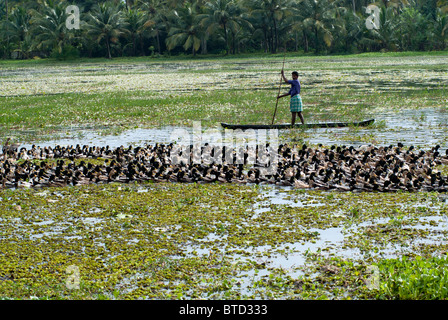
(1, 50), (448, 66)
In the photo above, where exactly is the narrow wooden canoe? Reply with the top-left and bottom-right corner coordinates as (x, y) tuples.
(221, 119), (375, 130)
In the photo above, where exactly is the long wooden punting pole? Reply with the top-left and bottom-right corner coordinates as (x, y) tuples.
(271, 48), (287, 125)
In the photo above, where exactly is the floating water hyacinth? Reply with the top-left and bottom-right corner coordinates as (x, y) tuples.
(1, 55), (447, 97)
(0, 54), (448, 300)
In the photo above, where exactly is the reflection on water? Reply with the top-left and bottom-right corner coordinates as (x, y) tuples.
(9, 107), (447, 151)
(307, 107), (448, 148)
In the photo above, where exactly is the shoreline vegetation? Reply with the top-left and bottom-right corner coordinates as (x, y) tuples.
(1, 0), (447, 60)
(1, 49), (448, 66)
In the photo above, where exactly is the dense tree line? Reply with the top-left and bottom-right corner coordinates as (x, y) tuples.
(0, 0), (447, 59)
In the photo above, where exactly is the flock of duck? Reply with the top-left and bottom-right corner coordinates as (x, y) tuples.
(1, 137), (448, 192)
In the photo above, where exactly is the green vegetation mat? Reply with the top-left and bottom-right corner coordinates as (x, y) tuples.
(1, 53), (448, 300)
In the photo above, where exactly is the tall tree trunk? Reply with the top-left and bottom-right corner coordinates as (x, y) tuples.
(201, 37), (205, 55)
(156, 32), (161, 54)
(303, 30), (308, 53)
(126, 0), (133, 10)
(133, 35), (136, 56)
(5, 0), (9, 59)
(223, 23), (229, 55)
(263, 29), (268, 53)
(295, 32), (298, 51)
(201, 33), (208, 55)
(140, 36), (144, 56)
(273, 17), (278, 54)
(106, 38), (112, 59)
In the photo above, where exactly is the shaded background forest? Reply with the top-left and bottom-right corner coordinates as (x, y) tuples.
(0, 0), (447, 60)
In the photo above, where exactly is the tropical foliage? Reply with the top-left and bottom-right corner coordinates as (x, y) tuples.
(0, 0), (447, 59)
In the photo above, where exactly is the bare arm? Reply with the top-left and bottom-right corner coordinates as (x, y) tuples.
(281, 70), (289, 83)
(277, 93), (290, 99)
(277, 70), (290, 99)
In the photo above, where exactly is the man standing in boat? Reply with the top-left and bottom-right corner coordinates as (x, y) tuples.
(277, 70), (304, 125)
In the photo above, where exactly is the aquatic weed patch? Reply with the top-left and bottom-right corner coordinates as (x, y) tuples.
(0, 182), (313, 299)
(293, 253), (448, 300)
(0, 182), (250, 299)
(376, 255), (448, 300)
(287, 189), (448, 299)
(1, 182), (448, 299)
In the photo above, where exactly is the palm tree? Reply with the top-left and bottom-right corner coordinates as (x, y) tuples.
(340, 0), (372, 12)
(286, 1), (315, 52)
(121, 8), (152, 56)
(299, 0), (344, 53)
(332, 7), (364, 52)
(86, 2), (125, 59)
(363, 5), (399, 51)
(198, 0), (236, 54)
(138, 0), (169, 54)
(3, 6), (32, 58)
(0, 0), (9, 20)
(0, 0), (9, 58)
(395, 6), (428, 51)
(225, 0), (253, 54)
(243, 0), (271, 52)
(72, 0), (99, 12)
(30, 0), (74, 56)
(244, 0), (292, 53)
(431, 7), (448, 49)
(264, 0), (291, 52)
(165, 3), (202, 55)
(125, 0), (134, 10)
(289, 13), (305, 51)
(230, 22), (253, 53)
(439, 0), (448, 13)
(378, 0), (410, 9)
(4, 0), (8, 20)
